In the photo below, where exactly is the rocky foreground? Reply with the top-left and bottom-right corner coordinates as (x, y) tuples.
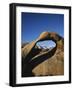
(22, 32), (64, 77)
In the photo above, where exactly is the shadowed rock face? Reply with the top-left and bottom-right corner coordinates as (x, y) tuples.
(22, 31), (64, 77)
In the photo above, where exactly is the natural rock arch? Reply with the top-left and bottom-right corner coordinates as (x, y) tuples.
(22, 31), (64, 77)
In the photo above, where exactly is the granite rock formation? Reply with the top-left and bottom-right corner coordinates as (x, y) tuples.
(22, 31), (64, 77)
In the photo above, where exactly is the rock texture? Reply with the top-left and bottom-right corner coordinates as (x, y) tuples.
(22, 31), (64, 77)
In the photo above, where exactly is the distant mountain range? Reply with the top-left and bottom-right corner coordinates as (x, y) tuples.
(22, 42), (54, 50)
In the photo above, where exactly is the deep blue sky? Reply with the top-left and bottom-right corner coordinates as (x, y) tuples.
(21, 12), (64, 47)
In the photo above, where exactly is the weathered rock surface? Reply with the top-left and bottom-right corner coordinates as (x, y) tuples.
(22, 31), (64, 77)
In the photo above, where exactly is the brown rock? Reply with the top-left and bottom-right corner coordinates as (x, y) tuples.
(22, 31), (64, 77)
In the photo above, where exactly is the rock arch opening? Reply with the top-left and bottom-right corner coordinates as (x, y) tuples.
(36, 40), (56, 50)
